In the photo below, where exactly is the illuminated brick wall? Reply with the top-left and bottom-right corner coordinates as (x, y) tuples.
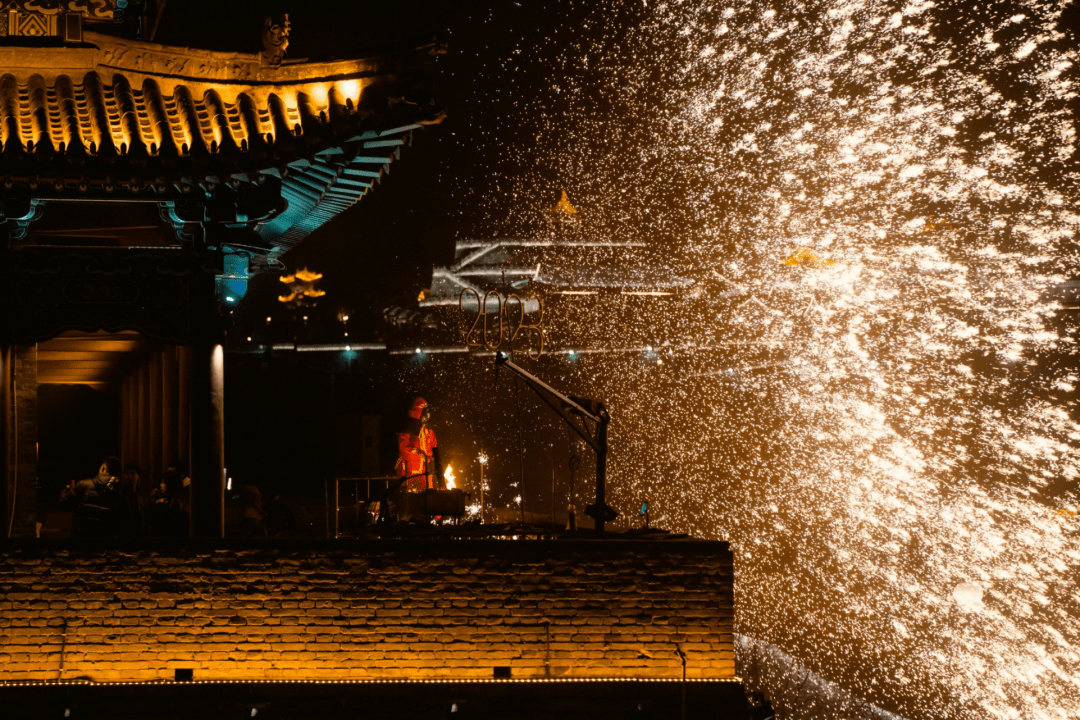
(0, 540), (735, 682)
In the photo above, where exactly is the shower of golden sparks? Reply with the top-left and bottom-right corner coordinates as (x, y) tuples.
(434, 1), (1080, 718)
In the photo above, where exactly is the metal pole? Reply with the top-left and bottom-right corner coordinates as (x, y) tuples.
(363, 478), (370, 527)
(492, 354), (616, 532)
(189, 341), (225, 538)
(479, 462), (484, 524)
(676, 646), (687, 720)
(513, 377), (526, 525)
(567, 448), (578, 532)
(594, 418), (610, 532)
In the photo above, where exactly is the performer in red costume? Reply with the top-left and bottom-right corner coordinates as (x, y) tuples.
(396, 397), (443, 492)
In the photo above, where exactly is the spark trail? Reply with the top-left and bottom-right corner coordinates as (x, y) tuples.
(441, 1), (1080, 717)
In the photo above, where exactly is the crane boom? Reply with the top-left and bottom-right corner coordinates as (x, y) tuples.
(495, 352), (618, 532)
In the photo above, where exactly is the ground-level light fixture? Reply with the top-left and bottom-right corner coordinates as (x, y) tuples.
(478, 453), (487, 524)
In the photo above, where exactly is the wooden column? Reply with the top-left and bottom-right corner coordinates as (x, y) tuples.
(133, 362), (141, 474)
(189, 341), (224, 538)
(127, 370), (139, 475)
(137, 359), (150, 492)
(119, 375), (128, 471)
(177, 345), (191, 465)
(0, 345), (11, 539)
(148, 351), (163, 492)
(162, 346), (178, 470)
(12, 345), (37, 537)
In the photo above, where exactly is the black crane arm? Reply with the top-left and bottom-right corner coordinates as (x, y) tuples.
(494, 352), (618, 531)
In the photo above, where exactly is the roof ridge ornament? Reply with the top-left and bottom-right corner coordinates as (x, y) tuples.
(261, 14), (291, 67)
(546, 190), (579, 224)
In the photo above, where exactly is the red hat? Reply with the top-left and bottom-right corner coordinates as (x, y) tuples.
(408, 397), (428, 420)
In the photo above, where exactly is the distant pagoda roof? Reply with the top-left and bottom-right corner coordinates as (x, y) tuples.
(0, 28), (444, 259)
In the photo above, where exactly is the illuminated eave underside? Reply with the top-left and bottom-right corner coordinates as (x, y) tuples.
(0, 31), (444, 255)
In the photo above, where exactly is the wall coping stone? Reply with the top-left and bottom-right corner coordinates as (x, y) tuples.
(0, 538), (731, 555)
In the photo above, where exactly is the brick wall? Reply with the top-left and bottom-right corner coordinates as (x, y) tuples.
(0, 540), (735, 682)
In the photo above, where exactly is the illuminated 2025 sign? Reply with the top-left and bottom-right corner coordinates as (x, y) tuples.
(459, 289), (545, 358)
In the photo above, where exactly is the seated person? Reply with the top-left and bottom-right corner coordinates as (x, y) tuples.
(59, 457), (123, 538)
(148, 468), (189, 538)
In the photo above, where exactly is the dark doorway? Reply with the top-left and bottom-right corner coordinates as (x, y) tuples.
(38, 384), (121, 516)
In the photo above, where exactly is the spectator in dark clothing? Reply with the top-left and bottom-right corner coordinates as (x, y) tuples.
(149, 475), (167, 504)
(149, 468), (189, 538)
(116, 463), (148, 537)
(173, 459), (191, 493)
(151, 459), (191, 503)
(59, 456), (123, 538)
(265, 493), (296, 537)
(236, 485), (269, 538)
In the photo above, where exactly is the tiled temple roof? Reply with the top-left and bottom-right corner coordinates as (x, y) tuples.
(0, 30), (444, 256)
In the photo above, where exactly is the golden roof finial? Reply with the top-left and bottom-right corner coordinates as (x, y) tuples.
(554, 190), (577, 217)
(546, 190), (579, 223)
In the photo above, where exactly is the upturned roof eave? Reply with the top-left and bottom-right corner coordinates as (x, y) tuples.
(0, 31), (440, 89)
(0, 32), (444, 255)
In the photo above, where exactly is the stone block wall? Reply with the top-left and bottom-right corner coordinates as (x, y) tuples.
(0, 540), (735, 682)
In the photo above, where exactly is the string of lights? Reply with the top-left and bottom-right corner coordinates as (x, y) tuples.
(0, 677), (744, 688)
